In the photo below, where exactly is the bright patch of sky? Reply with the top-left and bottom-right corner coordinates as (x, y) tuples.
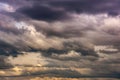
(0, 2), (15, 12)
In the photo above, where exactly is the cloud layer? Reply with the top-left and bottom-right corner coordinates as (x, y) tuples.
(0, 0), (120, 78)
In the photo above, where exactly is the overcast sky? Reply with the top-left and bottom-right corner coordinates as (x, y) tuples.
(0, 0), (120, 78)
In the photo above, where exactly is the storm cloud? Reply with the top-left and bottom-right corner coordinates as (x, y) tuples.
(13, 0), (120, 20)
(0, 0), (120, 78)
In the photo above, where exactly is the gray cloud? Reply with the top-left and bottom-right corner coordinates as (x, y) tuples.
(0, 0), (120, 78)
(1, 13), (120, 57)
(0, 55), (13, 69)
(10, 0), (120, 19)
(17, 5), (70, 22)
(23, 69), (82, 78)
(49, 0), (120, 15)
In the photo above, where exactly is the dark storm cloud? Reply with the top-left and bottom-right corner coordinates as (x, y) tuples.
(11, 0), (120, 21)
(2, 0), (120, 17)
(17, 5), (69, 21)
(30, 47), (98, 58)
(49, 0), (120, 15)
(0, 40), (23, 57)
(1, 0), (120, 23)
(0, 0), (120, 78)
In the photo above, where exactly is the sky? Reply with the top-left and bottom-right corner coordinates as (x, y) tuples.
(0, 0), (120, 78)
